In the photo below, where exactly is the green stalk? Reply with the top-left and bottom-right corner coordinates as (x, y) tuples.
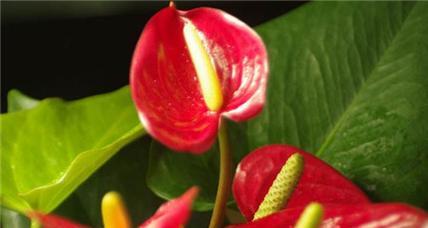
(209, 121), (233, 228)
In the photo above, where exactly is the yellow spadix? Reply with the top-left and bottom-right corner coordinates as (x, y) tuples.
(183, 20), (224, 112)
(101, 191), (131, 228)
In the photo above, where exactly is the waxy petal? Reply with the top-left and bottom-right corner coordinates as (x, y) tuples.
(183, 8), (268, 121)
(228, 203), (428, 228)
(28, 212), (89, 228)
(233, 145), (369, 221)
(130, 6), (267, 153)
(139, 186), (198, 228)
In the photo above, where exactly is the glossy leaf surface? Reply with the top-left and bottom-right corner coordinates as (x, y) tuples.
(146, 1), (428, 210)
(130, 6), (267, 153)
(147, 141), (220, 211)
(233, 145), (369, 221)
(3, 91), (154, 226)
(0, 87), (144, 213)
(54, 137), (163, 227)
(229, 203), (428, 228)
(249, 1), (428, 208)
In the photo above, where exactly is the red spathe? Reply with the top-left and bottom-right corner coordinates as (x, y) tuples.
(232, 145), (370, 221)
(139, 186), (198, 228)
(29, 212), (89, 228)
(229, 203), (428, 228)
(130, 6), (268, 153)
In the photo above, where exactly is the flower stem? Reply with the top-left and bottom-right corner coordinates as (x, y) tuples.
(209, 120), (233, 228)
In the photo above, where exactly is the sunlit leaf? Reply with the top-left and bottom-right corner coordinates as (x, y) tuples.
(7, 89), (40, 112)
(0, 87), (144, 213)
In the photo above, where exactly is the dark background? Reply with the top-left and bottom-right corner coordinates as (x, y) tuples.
(1, 1), (306, 112)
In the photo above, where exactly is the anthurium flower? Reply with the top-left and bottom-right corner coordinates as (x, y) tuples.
(229, 203), (428, 227)
(28, 212), (88, 228)
(29, 187), (198, 228)
(130, 5), (268, 153)
(229, 145), (428, 227)
(232, 145), (370, 221)
(139, 186), (198, 228)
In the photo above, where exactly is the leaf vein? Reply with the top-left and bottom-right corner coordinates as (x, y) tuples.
(316, 2), (417, 157)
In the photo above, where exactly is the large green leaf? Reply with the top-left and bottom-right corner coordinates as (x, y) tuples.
(146, 1), (428, 210)
(54, 137), (163, 227)
(7, 90), (40, 112)
(0, 87), (145, 213)
(147, 141), (221, 211)
(253, 1), (428, 208)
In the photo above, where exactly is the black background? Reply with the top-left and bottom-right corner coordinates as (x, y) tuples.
(1, 1), (306, 112)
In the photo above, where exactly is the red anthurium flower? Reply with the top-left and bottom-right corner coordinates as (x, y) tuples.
(130, 5), (268, 153)
(229, 203), (428, 228)
(230, 145), (428, 227)
(233, 145), (370, 221)
(140, 186), (198, 228)
(29, 187), (198, 228)
(29, 212), (89, 228)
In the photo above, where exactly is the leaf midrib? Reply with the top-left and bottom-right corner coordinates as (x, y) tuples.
(315, 2), (417, 157)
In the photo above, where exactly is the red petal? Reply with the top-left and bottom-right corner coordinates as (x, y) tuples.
(322, 203), (428, 227)
(130, 7), (218, 153)
(28, 212), (89, 228)
(232, 145), (369, 221)
(183, 8), (268, 121)
(130, 6), (267, 153)
(228, 203), (428, 228)
(139, 186), (198, 228)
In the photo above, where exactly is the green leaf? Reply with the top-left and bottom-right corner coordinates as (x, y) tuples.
(146, 1), (428, 210)
(7, 90), (40, 112)
(252, 1), (428, 208)
(54, 137), (163, 227)
(147, 141), (221, 211)
(55, 137), (212, 228)
(1, 87), (145, 213)
(147, 119), (250, 211)
(1, 207), (31, 228)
